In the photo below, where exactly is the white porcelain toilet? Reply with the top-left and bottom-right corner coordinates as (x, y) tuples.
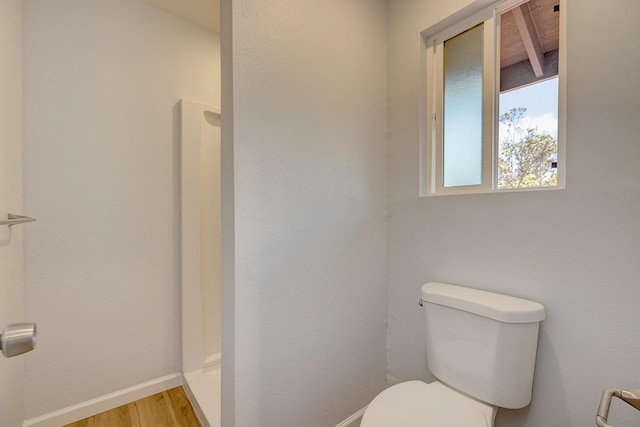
(361, 282), (546, 427)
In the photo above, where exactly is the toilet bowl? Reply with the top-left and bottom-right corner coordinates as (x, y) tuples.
(361, 381), (496, 427)
(360, 282), (545, 426)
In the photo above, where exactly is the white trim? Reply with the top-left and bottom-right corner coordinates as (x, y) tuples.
(483, 16), (497, 192)
(182, 374), (211, 427)
(429, 7), (493, 42)
(204, 352), (222, 370)
(556, 0), (567, 189)
(183, 369), (221, 427)
(494, 0), (530, 14)
(335, 406), (368, 427)
(23, 373), (183, 427)
(426, 183), (566, 197)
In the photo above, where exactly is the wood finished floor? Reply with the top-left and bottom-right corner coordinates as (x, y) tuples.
(63, 387), (201, 427)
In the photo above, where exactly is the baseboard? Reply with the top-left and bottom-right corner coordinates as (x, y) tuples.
(182, 373), (211, 427)
(23, 373), (183, 427)
(203, 352), (221, 370)
(335, 406), (367, 427)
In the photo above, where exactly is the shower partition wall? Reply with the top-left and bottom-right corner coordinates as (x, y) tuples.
(180, 99), (222, 427)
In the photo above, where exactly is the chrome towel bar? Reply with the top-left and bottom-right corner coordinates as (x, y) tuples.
(0, 214), (36, 227)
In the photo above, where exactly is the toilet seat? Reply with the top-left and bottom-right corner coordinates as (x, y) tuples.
(360, 381), (496, 427)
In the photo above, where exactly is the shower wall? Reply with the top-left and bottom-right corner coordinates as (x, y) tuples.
(200, 111), (222, 363)
(181, 100), (222, 375)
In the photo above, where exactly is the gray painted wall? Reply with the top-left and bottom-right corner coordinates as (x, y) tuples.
(228, 0), (389, 425)
(0, 1), (25, 425)
(386, 0), (640, 426)
(23, 0), (220, 418)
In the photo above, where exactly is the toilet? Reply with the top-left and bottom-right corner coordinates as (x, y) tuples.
(361, 282), (545, 427)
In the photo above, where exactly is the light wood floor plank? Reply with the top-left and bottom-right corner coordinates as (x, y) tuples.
(165, 387), (201, 426)
(128, 402), (142, 427)
(134, 391), (173, 426)
(87, 404), (132, 427)
(62, 387), (201, 427)
(161, 391), (181, 426)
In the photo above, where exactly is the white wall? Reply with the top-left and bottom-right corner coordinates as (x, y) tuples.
(22, 0), (220, 418)
(228, 0), (389, 425)
(0, 1), (26, 426)
(219, 2), (235, 425)
(387, 0), (640, 426)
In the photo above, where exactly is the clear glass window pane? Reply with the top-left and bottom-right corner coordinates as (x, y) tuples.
(498, 79), (558, 188)
(498, 0), (559, 188)
(443, 24), (484, 188)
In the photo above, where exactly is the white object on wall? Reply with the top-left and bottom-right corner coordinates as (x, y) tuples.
(180, 99), (222, 375)
(180, 99), (222, 427)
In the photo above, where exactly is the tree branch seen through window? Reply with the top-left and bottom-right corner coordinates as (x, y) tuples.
(498, 107), (558, 189)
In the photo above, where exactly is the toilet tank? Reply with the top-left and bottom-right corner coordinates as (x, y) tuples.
(421, 282), (545, 409)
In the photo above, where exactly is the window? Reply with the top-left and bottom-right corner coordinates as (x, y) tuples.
(422, 0), (565, 196)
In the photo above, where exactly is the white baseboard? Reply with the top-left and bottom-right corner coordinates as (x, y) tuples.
(335, 406), (367, 427)
(182, 373), (211, 427)
(23, 373), (183, 427)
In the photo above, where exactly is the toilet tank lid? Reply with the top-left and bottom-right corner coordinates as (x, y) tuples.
(421, 282), (545, 323)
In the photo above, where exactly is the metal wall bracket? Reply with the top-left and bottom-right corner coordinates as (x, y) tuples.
(0, 214), (36, 227)
(596, 388), (640, 427)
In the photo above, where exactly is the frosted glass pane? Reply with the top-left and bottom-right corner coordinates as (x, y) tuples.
(443, 24), (483, 187)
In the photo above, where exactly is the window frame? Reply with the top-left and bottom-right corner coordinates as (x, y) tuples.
(421, 0), (566, 197)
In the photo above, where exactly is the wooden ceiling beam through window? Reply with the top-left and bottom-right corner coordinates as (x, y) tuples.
(511, 2), (545, 77)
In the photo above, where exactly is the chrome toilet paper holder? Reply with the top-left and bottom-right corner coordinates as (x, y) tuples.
(0, 323), (37, 358)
